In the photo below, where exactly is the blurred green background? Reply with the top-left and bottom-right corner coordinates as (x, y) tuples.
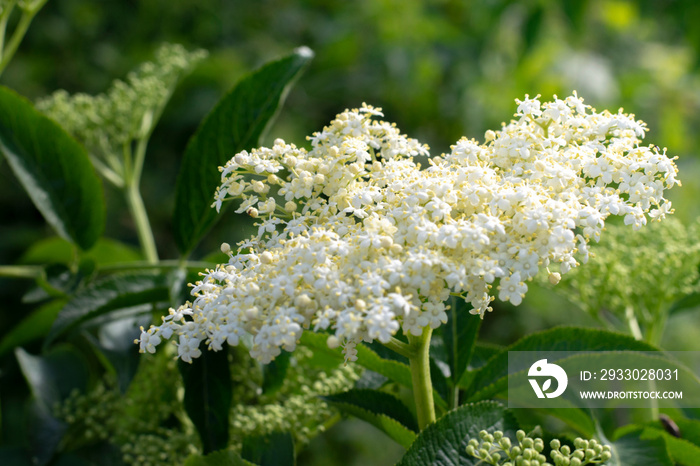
(2, 1), (700, 463)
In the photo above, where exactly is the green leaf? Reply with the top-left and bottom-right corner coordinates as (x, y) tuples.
(299, 332), (447, 410)
(463, 326), (659, 401)
(430, 357), (450, 410)
(179, 346), (232, 454)
(441, 297), (481, 386)
(324, 399), (416, 448)
(23, 262), (91, 303)
(85, 314), (150, 393)
(184, 449), (255, 466)
(639, 427), (700, 466)
(0, 299), (66, 356)
(15, 345), (89, 409)
(44, 272), (169, 347)
(19, 237), (143, 266)
(675, 418), (700, 447)
(261, 351), (291, 395)
(241, 432), (295, 466)
(397, 401), (518, 466)
(173, 47), (314, 256)
(610, 432), (673, 466)
(669, 292), (700, 315)
(324, 389), (419, 433)
(25, 401), (67, 466)
(0, 86), (105, 250)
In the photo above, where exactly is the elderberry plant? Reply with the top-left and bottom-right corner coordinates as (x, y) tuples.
(1, 16), (696, 462)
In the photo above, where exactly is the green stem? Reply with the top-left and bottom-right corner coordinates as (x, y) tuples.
(0, 265), (42, 278)
(122, 133), (158, 264)
(99, 260), (214, 272)
(625, 306), (643, 341)
(407, 326), (436, 430)
(0, 0), (48, 76)
(125, 181), (158, 264)
(383, 336), (414, 359)
(89, 153), (124, 187)
(0, 3), (14, 57)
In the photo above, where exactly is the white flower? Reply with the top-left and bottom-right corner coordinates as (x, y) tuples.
(498, 272), (528, 305)
(177, 335), (202, 363)
(137, 327), (161, 354)
(139, 96), (678, 363)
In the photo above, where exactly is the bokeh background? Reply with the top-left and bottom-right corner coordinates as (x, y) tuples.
(2, 1), (700, 464)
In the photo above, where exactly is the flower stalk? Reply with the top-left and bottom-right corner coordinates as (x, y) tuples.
(407, 326), (436, 430)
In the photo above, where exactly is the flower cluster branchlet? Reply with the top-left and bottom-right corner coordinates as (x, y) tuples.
(137, 94), (678, 364)
(466, 430), (612, 466)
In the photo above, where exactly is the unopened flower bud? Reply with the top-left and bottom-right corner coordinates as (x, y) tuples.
(549, 272), (561, 285)
(327, 335), (341, 349)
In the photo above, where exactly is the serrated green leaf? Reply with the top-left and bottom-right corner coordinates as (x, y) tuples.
(44, 272), (169, 347)
(327, 401), (416, 449)
(299, 332), (447, 410)
(0, 86), (105, 250)
(397, 401), (518, 466)
(675, 418), (700, 447)
(610, 432), (673, 466)
(463, 327), (659, 401)
(184, 449), (255, 466)
(0, 299), (66, 356)
(639, 427), (700, 466)
(323, 389), (418, 433)
(441, 296), (481, 386)
(179, 347), (232, 454)
(241, 432), (295, 466)
(173, 47), (314, 256)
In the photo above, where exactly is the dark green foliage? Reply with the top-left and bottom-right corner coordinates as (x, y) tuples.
(0, 86), (105, 250)
(179, 347), (232, 454)
(173, 48), (313, 255)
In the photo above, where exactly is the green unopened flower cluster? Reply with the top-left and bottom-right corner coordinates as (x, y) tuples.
(37, 43), (206, 186)
(53, 344), (357, 465)
(556, 217), (700, 339)
(466, 430), (612, 466)
(549, 438), (612, 466)
(229, 346), (360, 446)
(53, 378), (122, 450)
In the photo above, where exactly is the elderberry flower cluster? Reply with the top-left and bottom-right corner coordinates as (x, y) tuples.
(138, 94), (678, 363)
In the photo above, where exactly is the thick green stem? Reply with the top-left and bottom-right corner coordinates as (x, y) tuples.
(125, 182), (158, 264)
(407, 327), (436, 430)
(122, 133), (158, 264)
